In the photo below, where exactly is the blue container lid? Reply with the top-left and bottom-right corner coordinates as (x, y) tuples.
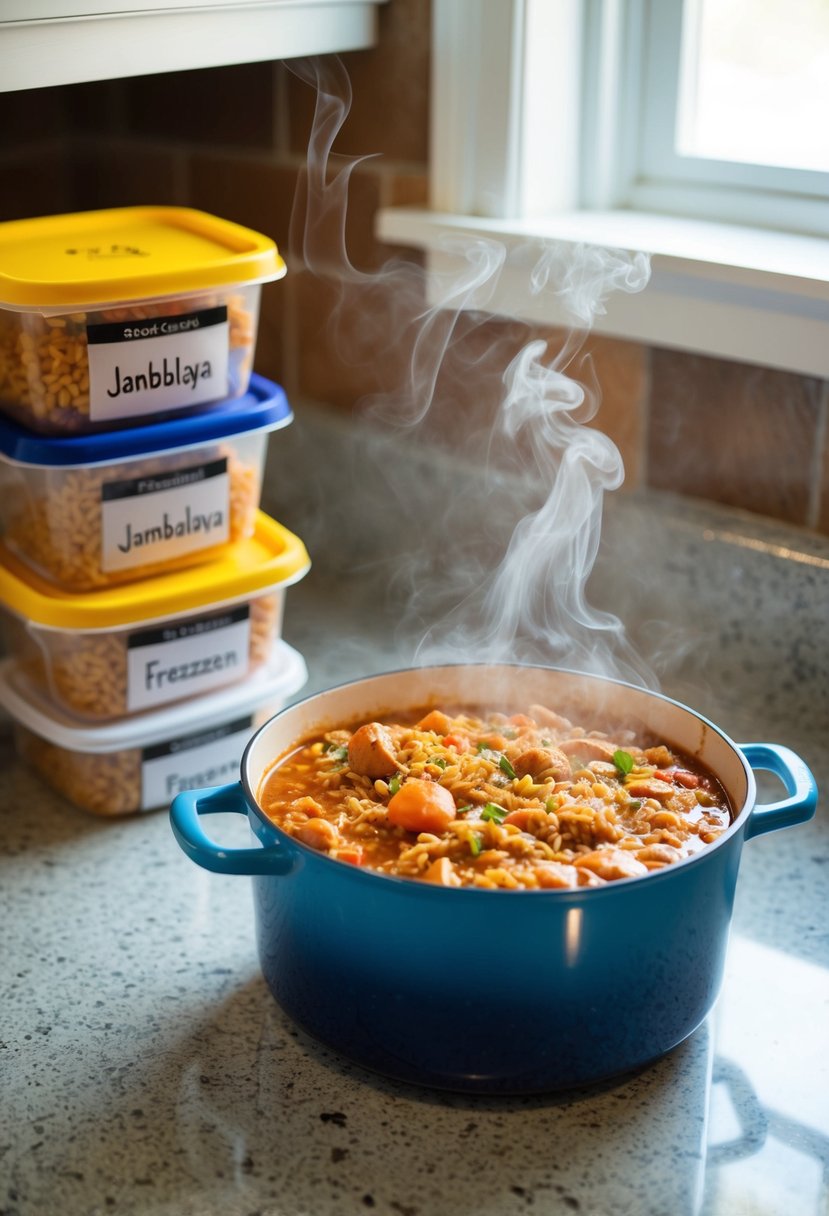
(0, 374), (292, 467)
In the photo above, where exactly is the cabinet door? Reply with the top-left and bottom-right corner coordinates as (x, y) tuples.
(0, 1), (386, 92)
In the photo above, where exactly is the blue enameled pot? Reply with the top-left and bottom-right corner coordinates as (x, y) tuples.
(170, 664), (817, 1094)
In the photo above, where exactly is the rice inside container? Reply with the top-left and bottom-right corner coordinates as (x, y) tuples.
(0, 640), (308, 816)
(0, 511), (309, 721)
(0, 374), (291, 591)
(0, 206), (285, 434)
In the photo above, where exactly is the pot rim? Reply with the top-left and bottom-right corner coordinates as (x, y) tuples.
(240, 660), (756, 899)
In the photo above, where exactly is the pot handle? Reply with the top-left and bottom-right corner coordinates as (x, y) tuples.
(170, 781), (295, 876)
(739, 744), (818, 840)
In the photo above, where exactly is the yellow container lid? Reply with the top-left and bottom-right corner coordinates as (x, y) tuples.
(0, 512), (310, 631)
(0, 206), (286, 310)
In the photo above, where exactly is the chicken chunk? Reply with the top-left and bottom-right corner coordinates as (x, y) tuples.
(558, 738), (619, 764)
(347, 722), (398, 778)
(417, 709), (453, 734)
(422, 856), (462, 886)
(644, 745), (675, 767)
(573, 847), (649, 881)
(513, 746), (571, 781)
(533, 861), (579, 889)
(528, 704), (573, 731)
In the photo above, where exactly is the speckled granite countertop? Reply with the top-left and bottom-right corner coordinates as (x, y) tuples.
(2, 404), (828, 1216)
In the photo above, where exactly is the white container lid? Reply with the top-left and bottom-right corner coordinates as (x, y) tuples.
(0, 639), (307, 754)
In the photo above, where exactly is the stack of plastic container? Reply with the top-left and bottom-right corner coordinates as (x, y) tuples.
(0, 206), (310, 816)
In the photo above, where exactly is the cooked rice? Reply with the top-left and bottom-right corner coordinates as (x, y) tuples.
(258, 705), (732, 889)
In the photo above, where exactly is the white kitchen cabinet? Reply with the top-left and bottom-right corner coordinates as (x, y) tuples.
(0, 0), (386, 92)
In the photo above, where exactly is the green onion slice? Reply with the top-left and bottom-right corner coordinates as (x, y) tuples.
(388, 775), (401, 796)
(469, 834), (483, 857)
(481, 803), (508, 824)
(499, 755), (517, 780)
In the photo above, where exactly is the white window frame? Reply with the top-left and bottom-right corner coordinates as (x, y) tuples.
(591, 0), (829, 236)
(377, 0), (829, 378)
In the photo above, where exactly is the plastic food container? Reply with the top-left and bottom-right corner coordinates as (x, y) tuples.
(0, 373), (291, 591)
(0, 511), (309, 721)
(0, 639), (308, 816)
(0, 206), (285, 434)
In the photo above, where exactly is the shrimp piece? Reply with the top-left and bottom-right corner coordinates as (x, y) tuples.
(533, 861), (579, 889)
(296, 818), (339, 852)
(503, 808), (551, 835)
(626, 778), (673, 801)
(636, 843), (683, 866)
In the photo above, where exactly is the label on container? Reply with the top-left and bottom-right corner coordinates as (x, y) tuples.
(140, 714), (254, 810)
(86, 305), (229, 422)
(100, 458), (230, 573)
(125, 605), (252, 713)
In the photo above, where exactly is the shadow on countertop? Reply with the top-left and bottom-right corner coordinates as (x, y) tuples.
(3, 972), (719, 1216)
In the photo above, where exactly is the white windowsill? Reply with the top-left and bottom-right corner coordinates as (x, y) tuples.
(376, 206), (829, 379)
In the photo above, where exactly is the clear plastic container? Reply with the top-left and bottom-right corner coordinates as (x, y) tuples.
(0, 207), (285, 434)
(0, 512), (309, 720)
(0, 374), (292, 591)
(0, 639), (308, 817)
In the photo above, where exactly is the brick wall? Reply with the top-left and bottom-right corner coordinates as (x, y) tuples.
(1, 0), (827, 532)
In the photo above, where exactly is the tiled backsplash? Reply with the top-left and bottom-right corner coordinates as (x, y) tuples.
(1, 0), (826, 533)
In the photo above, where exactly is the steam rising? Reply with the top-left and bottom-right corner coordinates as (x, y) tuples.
(287, 57), (655, 689)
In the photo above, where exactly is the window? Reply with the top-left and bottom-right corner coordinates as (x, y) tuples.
(378, 0), (829, 377)
(584, 0), (829, 235)
(675, 0), (828, 175)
